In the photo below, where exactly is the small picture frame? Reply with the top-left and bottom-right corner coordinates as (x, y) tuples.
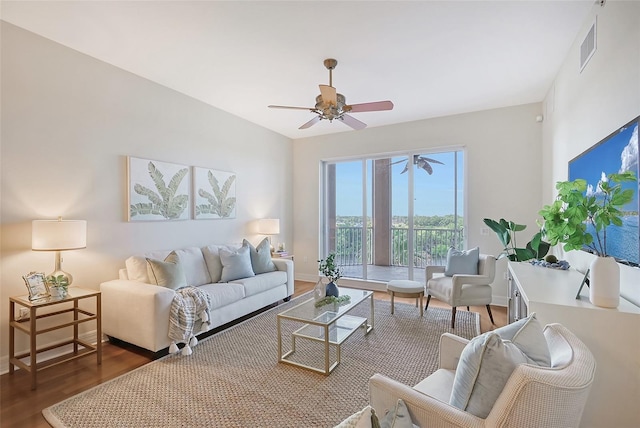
(575, 269), (590, 300)
(22, 272), (50, 301)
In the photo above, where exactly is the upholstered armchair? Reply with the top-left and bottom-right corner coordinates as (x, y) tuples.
(426, 254), (496, 328)
(369, 323), (596, 428)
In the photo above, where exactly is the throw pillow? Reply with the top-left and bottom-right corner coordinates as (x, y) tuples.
(172, 247), (212, 286)
(444, 247), (479, 276)
(146, 251), (188, 290)
(379, 399), (418, 428)
(125, 255), (149, 282)
(201, 244), (228, 283)
(219, 244), (255, 282)
(243, 238), (277, 274)
(449, 332), (532, 418)
(334, 405), (375, 428)
(334, 401), (416, 428)
(492, 312), (551, 367)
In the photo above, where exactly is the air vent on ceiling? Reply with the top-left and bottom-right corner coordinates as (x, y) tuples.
(580, 18), (597, 72)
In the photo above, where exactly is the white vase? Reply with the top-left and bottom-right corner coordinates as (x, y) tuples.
(313, 280), (325, 301)
(589, 256), (619, 308)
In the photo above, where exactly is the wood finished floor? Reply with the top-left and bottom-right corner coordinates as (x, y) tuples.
(1, 280), (506, 428)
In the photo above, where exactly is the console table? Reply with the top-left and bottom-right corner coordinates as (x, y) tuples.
(9, 287), (102, 390)
(507, 262), (640, 427)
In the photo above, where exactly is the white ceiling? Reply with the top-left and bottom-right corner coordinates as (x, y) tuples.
(2, 1), (594, 139)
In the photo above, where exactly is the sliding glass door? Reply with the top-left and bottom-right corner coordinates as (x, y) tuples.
(323, 149), (464, 283)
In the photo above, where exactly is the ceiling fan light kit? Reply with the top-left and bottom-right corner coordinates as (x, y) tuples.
(268, 58), (394, 130)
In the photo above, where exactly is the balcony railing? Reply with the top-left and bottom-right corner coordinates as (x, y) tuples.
(333, 226), (464, 268)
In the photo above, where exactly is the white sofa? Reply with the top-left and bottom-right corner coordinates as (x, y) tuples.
(100, 244), (294, 352)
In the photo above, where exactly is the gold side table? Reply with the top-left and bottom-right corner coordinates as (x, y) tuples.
(9, 287), (102, 390)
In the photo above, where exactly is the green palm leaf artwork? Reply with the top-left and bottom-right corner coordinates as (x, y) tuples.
(194, 167), (237, 219)
(128, 157), (190, 220)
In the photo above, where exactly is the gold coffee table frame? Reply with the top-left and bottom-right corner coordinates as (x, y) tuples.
(277, 287), (373, 375)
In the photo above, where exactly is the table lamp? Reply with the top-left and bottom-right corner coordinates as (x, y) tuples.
(257, 218), (280, 253)
(32, 217), (87, 285)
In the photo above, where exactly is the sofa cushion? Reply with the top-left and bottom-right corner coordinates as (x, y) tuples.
(449, 332), (532, 418)
(414, 369), (455, 403)
(445, 247), (479, 276)
(198, 283), (245, 309)
(219, 244), (255, 282)
(230, 270), (287, 297)
(146, 252), (188, 290)
(493, 312), (551, 367)
(173, 247), (212, 286)
(243, 238), (277, 274)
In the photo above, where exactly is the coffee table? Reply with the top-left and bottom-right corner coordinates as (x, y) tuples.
(277, 287), (374, 375)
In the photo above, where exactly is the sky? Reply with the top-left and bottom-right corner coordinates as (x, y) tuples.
(334, 151), (464, 216)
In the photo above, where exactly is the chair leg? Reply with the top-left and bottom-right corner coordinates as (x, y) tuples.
(390, 292), (395, 314)
(451, 307), (457, 329)
(486, 305), (495, 325)
(424, 294), (431, 311)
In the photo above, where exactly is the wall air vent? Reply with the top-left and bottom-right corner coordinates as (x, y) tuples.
(580, 18), (597, 72)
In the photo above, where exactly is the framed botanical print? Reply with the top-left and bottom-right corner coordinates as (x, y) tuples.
(127, 156), (191, 221)
(193, 167), (237, 219)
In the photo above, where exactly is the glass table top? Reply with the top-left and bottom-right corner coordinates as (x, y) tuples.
(277, 287), (372, 325)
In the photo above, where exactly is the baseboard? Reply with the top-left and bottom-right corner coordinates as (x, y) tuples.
(295, 273), (320, 283)
(493, 296), (508, 307)
(296, 274), (508, 307)
(0, 330), (101, 375)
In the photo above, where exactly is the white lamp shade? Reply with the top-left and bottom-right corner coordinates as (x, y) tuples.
(257, 218), (280, 235)
(32, 219), (87, 251)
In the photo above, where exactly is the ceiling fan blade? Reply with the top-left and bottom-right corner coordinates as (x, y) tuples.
(346, 100), (394, 113)
(299, 116), (321, 129)
(268, 105), (314, 111)
(319, 85), (337, 105)
(340, 114), (367, 130)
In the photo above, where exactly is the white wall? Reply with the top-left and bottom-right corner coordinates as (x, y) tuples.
(0, 22), (293, 365)
(542, 1), (640, 304)
(292, 103), (544, 301)
(541, 3), (639, 425)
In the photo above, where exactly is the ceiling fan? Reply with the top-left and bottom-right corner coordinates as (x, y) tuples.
(391, 155), (444, 175)
(268, 58), (394, 130)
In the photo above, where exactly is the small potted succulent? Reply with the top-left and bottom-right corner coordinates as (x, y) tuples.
(318, 253), (342, 298)
(46, 274), (69, 299)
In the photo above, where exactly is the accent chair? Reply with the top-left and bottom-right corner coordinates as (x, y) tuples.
(369, 323), (596, 428)
(426, 254), (496, 328)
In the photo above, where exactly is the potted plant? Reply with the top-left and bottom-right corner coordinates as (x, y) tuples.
(538, 171), (636, 307)
(483, 218), (549, 261)
(46, 274), (69, 299)
(318, 253), (342, 298)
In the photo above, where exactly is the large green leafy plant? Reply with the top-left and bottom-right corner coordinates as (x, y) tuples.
(538, 171), (636, 256)
(483, 218), (549, 261)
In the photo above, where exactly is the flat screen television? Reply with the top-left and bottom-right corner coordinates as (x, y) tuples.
(568, 115), (639, 267)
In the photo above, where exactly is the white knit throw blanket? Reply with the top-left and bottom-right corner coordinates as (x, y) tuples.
(168, 286), (212, 355)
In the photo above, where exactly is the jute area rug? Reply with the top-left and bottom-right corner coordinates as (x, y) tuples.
(43, 293), (480, 428)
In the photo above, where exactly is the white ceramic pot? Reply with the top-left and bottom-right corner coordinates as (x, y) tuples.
(589, 256), (620, 308)
(50, 286), (68, 299)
